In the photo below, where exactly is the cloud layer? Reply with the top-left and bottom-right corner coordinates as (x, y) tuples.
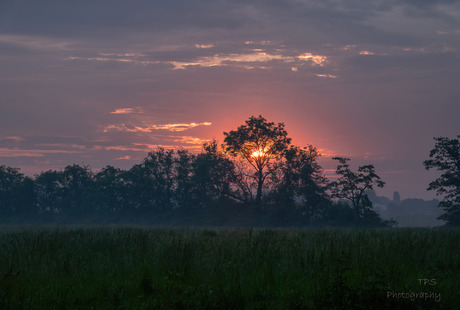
(1, 0), (459, 198)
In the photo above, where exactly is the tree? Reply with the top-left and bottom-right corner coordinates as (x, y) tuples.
(330, 157), (385, 218)
(289, 146), (330, 221)
(192, 141), (238, 206)
(269, 145), (329, 223)
(174, 149), (195, 208)
(61, 164), (95, 215)
(138, 148), (175, 211)
(94, 166), (126, 213)
(12, 176), (36, 218)
(424, 136), (460, 226)
(0, 165), (28, 216)
(223, 115), (291, 207)
(35, 170), (65, 215)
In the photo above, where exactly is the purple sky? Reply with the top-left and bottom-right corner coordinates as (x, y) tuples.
(1, 0), (459, 200)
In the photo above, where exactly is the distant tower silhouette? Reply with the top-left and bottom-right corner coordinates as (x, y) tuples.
(392, 191), (401, 205)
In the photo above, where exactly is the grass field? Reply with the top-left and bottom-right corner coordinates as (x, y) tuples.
(0, 227), (459, 309)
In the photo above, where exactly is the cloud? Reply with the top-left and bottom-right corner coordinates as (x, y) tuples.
(174, 136), (211, 145)
(110, 108), (135, 114)
(315, 74), (338, 78)
(169, 50), (328, 70)
(131, 141), (205, 151)
(66, 55), (160, 66)
(115, 155), (131, 160)
(94, 145), (146, 152)
(0, 34), (73, 52)
(245, 41), (272, 45)
(195, 44), (214, 49)
(153, 122), (212, 131)
(297, 53), (327, 66)
(103, 122), (212, 133)
(0, 147), (80, 158)
(1, 136), (25, 142)
(316, 148), (338, 158)
(1, 0), (459, 199)
(66, 45), (330, 71)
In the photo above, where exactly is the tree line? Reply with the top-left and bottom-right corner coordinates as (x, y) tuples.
(2, 115), (457, 227)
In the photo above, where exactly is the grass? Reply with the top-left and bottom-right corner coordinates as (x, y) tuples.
(0, 226), (459, 309)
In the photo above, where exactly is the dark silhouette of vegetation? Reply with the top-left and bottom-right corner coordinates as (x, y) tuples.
(330, 157), (385, 223)
(268, 145), (330, 225)
(424, 135), (460, 226)
(0, 116), (391, 227)
(223, 115), (291, 208)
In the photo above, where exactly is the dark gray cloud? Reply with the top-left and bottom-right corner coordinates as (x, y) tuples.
(2, 0), (457, 46)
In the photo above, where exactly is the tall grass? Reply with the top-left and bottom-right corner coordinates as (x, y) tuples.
(0, 227), (458, 309)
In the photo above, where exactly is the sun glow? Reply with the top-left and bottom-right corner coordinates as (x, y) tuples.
(251, 149), (266, 158)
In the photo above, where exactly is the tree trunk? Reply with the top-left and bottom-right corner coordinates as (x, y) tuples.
(256, 170), (263, 208)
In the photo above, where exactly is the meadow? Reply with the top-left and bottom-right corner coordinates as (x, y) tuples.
(0, 227), (459, 309)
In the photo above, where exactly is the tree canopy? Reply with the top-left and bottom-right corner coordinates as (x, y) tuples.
(223, 115), (291, 207)
(329, 157), (385, 218)
(0, 115), (391, 227)
(424, 136), (460, 226)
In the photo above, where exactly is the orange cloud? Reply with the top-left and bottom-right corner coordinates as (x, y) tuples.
(195, 43), (214, 49)
(115, 155), (131, 160)
(132, 142), (203, 151)
(67, 43), (329, 72)
(103, 122), (212, 133)
(315, 74), (338, 78)
(170, 51), (328, 70)
(317, 148), (338, 157)
(110, 108), (135, 114)
(297, 53), (327, 66)
(100, 145), (146, 152)
(150, 122), (212, 132)
(174, 136), (211, 145)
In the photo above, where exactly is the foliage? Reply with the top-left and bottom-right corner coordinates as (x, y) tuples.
(174, 149), (195, 208)
(424, 135), (460, 226)
(0, 115), (391, 227)
(34, 169), (65, 215)
(268, 145), (330, 224)
(330, 157), (385, 219)
(94, 166), (126, 213)
(191, 141), (238, 206)
(141, 148), (175, 211)
(223, 115), (291, 207)
(0, 166), (35, 217)
(34, 165), (95, 217)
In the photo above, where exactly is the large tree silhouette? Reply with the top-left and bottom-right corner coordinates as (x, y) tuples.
(330, 157), (385, 218)
(223, 115), (291, 207)
(424, 136), (460, 226)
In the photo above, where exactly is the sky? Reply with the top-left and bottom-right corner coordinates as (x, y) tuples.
(1, 0), (459, 200)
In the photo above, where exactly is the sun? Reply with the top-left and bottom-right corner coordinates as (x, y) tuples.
(251, 149), (266, 158)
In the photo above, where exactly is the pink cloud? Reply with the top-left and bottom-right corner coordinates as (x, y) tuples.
(0, 148), (80, 158)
